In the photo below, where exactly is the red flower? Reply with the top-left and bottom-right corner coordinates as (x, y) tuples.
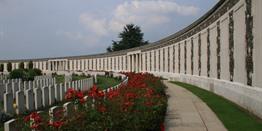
(76, 91), (84, 99)
(79, 98), (85, 104)
(54, 109), (64, 118)
(49, 121), (64, 129)
(65, 88), (76, 100)
(97, 91), (105, 98)
(30, 112), (42, 123)
(125, 92), (136, 100)
(24, 115), (30, 122)
(160, 123), (165, 131)
(98, 105), (106, 112)
(30, 123), (40, 129)
(124, 101), (134, 107)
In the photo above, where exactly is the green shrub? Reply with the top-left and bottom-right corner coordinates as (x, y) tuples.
(7, 62), (12, 72)
(0, 64), (4, 72)
(9, 68), (42, 81)
(9, 69), (26, 80)
(28, 61), (33, 69)
(19, 62), (24, 69)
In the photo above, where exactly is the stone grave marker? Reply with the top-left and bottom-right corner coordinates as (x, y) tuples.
(34, 87), (42, 110)
(63, 102), (73, 118)
(42, 86), (49, 107)
(16, 90), (25, 114)
(4, 119), (19, 131)
(25, 89), (34, 111)
(4, 89), (14, 115)
(54, 84), (61, 102)
(49, 85), (55, 105)
(59, 83), (65, 101)
(49, 106), (64, 124)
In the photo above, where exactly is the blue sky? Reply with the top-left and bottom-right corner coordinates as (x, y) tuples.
(0, 0), (217, 60)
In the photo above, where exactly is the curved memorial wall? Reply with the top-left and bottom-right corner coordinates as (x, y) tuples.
(1, 0), (262, 118)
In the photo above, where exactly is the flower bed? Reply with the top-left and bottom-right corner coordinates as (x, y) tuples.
(15, 73), (167, 130)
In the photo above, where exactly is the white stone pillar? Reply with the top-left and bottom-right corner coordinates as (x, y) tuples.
(160, 49), (163, 72)
(135, 54), (139, 72)
(132, 55), (135, 72)
(252, 0), (262, 87)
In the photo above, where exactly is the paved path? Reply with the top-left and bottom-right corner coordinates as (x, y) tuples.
(163, 81), (227, 131)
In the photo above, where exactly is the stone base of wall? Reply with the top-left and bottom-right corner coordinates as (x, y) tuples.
(150, 71), (262, 119)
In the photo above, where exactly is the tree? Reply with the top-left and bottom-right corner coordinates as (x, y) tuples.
(7, 62), (12, 72)
(107, 24), (148, 52)
(19, 62), (24, 69)
(0, 64), (4, 72)
(28, 61), (33, 69)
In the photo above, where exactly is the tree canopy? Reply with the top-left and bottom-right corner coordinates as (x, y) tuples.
(107, 24), (148, 52)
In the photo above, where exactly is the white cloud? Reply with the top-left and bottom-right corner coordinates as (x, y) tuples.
(79, 0), (199, 36)
(55, 31), (100, 46)
(80, 13), (108, 36)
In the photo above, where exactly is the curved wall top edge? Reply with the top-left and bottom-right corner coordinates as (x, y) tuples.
(0, 0), (230, 62)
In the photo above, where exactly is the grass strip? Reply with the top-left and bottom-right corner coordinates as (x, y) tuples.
(171, 81), (262, 131)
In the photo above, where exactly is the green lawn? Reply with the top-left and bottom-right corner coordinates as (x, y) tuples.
(96, 76), (121, 90)
(55, 75), (89, 84)
(172, 81), (262, 131)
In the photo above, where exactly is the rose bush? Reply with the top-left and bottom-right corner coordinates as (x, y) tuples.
(17, 73), (167, 131)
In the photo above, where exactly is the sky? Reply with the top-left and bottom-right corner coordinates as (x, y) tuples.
(0, 0), (217, 60)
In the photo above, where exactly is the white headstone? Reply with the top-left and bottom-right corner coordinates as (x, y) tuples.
(63, 102), (73, 118)
(23, 81), (28, 91)
(0, 83), (4, 102)
(59, 83), (64, 101)
(25, 89), (34, 111)
(18, 82), (23, 91)
(54, 84), (61, 102)
(4, 92), (14, 115)
(5, 83), (12, 94)
(49, 85), (55, 105)
(16, 90), (26, 114)
(34, 87), (42, 110)
(28, 81), (33, 89)
(11, 82), (18, 98)
(49, 106), (63, 124)
(4, 119), (18, 131)
(42, 86), (49, 107)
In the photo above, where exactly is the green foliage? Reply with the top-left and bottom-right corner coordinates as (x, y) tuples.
(27, 69), (42, 80)
(28, 61), (33, 69)
(172, 81), (262, 131)
(9, 69), (25, 80)
(19, 62), (24, 69)
(9, 68), (42, 81)
(7, 62), (12, 72)
(107, 24), (148, 52)
(96, 76), (121, 90)
(0, 64), (4, 72)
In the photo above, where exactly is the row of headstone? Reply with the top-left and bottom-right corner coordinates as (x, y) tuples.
(0, 78), (56, 102)
(4, 72), (127, 131)
(0, 79), (22, 84)
(34, 75), (52, 81)
(3, 77), (93, 116)
(4, 72), (128, 131)
(0, 74), (8, 80)
(4, 101), (74, 131)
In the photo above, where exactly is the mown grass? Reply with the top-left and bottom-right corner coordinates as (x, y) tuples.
(96, 76), (121, 90)
(55, 75), (89, 84)
(172, 81), (262, 131)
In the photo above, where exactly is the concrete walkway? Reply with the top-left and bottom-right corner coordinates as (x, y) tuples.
(163, 81), (227, 131)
